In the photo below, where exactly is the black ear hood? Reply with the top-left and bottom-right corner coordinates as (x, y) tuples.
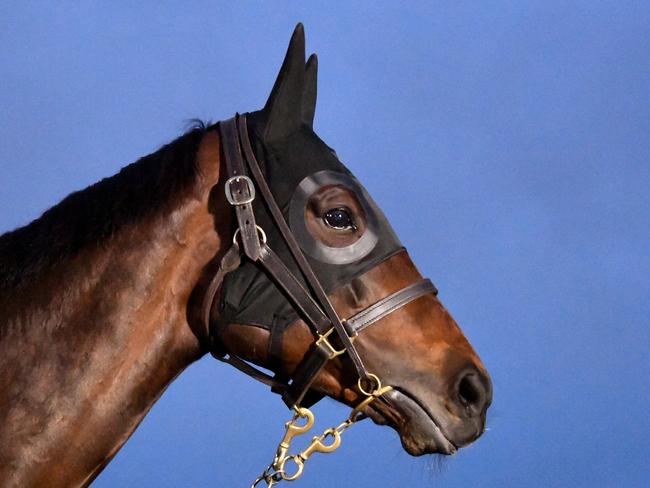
(218, 24), (404, 332)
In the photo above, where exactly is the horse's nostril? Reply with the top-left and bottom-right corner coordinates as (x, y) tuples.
(458, 375), (479, 405)
(456, 370), (490, 415)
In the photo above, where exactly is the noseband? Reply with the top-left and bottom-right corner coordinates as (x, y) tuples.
(202, 114), (438, 485)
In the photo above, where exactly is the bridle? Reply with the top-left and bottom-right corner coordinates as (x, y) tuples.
(201, 114), (438, 486)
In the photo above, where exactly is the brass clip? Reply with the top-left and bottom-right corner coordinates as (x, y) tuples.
(279, 428), (342, 481)
(252, 375), (393, 487)
(300, 428), (342, 460)
(315, 327), (348, 359)
(274, 406), (314, 466)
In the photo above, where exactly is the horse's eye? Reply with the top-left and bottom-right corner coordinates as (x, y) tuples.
(323, 207), (356, 231)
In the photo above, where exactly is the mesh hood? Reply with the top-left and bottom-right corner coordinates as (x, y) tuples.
(217, 117), (404, 332)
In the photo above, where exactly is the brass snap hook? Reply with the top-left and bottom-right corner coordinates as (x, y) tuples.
(278, 455), (304, 481)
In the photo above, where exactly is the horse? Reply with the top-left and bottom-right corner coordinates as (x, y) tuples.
(0, 24), (492, 487)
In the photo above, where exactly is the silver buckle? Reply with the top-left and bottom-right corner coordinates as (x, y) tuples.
(225, 175), (255, 205)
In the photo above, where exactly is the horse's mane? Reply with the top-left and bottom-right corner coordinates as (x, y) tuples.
(0, 121), (213, 290)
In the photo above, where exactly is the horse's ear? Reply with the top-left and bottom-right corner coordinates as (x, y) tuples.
(302, 53), (318, 128)
(262, 23), (305, 142)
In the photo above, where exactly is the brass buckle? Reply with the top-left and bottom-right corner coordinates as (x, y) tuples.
(225, 175), (255, 205)
(315, 326), (352, 359)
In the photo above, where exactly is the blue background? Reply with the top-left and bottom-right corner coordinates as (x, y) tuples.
(1, 2), (648, 487)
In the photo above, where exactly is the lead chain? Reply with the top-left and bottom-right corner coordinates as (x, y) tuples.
(251, 379), (393, 487)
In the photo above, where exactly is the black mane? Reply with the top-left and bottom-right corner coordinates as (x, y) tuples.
(0, 123), (213, 290)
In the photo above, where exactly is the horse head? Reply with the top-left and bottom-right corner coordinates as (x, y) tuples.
(0, 23), (491, 487)
(206, 24), (492, 458)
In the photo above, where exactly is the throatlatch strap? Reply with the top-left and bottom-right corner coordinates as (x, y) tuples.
(215, 353), (287, 390)
(202, 243), (242, 353)
(196, 241), (290, 391)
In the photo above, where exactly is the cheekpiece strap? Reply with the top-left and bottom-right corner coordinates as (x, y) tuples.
(220, 117), (261, 261)
(237, 114), (370, 379)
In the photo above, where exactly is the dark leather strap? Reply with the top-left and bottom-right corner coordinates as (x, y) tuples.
(283, 279), (437, 407)
(257, 244), (331, 334)
(220, 118), (261, 261)
(238, 114), (368, 380)
(282, 342), (332, 407)
(213, 352), (287, 390)
(267, 314), (287, 371)
(201, 243), (242, 354)
(213, 114), (441, 410)
(346, 279), (437, 334)
(197, 241), (288, 390)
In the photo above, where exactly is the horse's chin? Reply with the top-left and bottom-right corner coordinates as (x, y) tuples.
(365, 388), (457, 456)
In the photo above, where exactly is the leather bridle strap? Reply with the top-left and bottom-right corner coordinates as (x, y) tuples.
(236, 115), (368, 380)
(216, 116), (341, 406)
(206, 275), (437, 406)
(234, 113), (381, 406)
(281, 278), (438, 406)
(220, 118), (261, 260)
(212, 114), (439, 409)
(257, 243), (331, 334)
(220, 116), (332, 340)
(200, 243), (288, 390)
(346, 279), (437, 334)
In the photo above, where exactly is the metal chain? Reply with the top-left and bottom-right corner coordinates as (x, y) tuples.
(251, 377), (393, 487)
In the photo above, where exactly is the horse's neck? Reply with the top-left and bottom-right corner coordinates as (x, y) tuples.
(0, 131), (225, 487)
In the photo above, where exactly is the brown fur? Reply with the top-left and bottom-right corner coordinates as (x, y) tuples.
(0, 130), (490, 486)
(0, 131), (224, 486)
